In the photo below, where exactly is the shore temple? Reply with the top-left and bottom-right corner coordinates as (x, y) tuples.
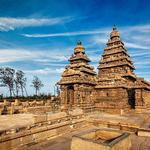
(59, 27), (150, 111)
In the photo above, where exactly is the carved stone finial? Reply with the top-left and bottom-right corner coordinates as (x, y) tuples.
(77, 40), (82, 45)
(113, 25), (117, 31)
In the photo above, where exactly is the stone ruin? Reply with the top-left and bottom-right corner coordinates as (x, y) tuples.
(71, 129), (131, 150)
(0, 98), (59, 115)
(59, 27), (150, 111)
(0, 27), (150, 150)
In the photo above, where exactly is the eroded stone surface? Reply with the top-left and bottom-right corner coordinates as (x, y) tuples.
(59, 27), (150, 111)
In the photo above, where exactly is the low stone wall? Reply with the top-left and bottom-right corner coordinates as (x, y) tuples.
(0, 109), (85, 150)
(0, 99), (58, 115)
(138, 128), (150, 137)
(71, 129), (131, 150)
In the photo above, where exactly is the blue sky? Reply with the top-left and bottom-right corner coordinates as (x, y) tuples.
(0, 0), (150, 96)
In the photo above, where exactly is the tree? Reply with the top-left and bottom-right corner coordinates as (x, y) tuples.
(0, 67), (15, 97)
(31, 76), (44, 96)
(15, 70), (27, 97)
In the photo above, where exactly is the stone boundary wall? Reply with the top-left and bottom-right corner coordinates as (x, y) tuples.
(0, 99), (59, 115)
(0, 110), (85, 150)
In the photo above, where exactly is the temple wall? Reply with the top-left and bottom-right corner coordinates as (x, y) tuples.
(78, 85), (93, 104)
(142, 89), (150, 106)
(60, 84), (94, 107)
(93, 88), (129, 109)
(94, 88), (128, 102)
(135, 89), (143, 106)
(135, 89), (150, 106)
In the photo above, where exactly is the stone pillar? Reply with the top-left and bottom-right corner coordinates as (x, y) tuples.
(3, 99), (8, 106)
(60, 86), (66, 105)
(74, 84), (79, 106)
(14, 99), (20, 106)
(135, 89), (143, 106)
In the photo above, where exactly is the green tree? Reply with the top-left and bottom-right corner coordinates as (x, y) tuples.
(31, 76), (44, 96)
(0, 67), (15, 97)
(15, 70), (27, 97)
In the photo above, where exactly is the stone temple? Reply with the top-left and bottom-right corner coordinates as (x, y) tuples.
(0, 27), (150, 150)
(59, 27), (150, 111)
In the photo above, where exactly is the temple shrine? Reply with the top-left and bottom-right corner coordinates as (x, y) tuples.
(59, 27), (150, 110)
(59, 41), (96, 108)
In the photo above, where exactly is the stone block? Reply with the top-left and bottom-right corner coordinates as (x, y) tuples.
(33, 114), (47, 124)
(69, 108), (83, 116)
(14, 99), (20, 106)
(33, 129), (57, 142)
(20, 134), (33, 145)
(71, 129), (131, 150)
(138, 130), (150, 137)
(47, 112), (67, 121)
(0, 138), (21, 150)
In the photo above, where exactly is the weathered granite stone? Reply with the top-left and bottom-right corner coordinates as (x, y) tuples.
(71, 129), (131, 150)
(59, 27), (150, 111)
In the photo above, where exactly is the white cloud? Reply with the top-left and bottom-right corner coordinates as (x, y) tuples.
(22, 29), (109, 38)
(0, 49), (37, 63)
(124, 42), (149, 49)
(93, 36), (108, 44)
(121, 24), (150, 33)
(0, 48), (70, 63)
(0, 16), (72, 31)
(21, 23), (150, 51)
(25, 67), (64, 75)
(130, 51), (150, 57)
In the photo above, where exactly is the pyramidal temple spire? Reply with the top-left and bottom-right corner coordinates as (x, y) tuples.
(59, 41), (96, 107)
(98, 26), (135, 79)
(110, 25), (120, 40)
(113, 24), (117, 30)
(77, 40), (82, 45)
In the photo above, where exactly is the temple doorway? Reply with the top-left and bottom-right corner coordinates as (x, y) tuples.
(67, 85), (74, 105)
(127, 88), (135, 109)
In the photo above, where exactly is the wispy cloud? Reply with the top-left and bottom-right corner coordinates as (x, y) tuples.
(0, 16), (72, 31)
(22, 29), (109, 38)
(131, 51), (150, 57)
(121, 24), (150, 33)
(0, 48), (69, 63)
(22, 23), (150, 50)
(25, 67), (64, 75)
(124, 42), (149, 49)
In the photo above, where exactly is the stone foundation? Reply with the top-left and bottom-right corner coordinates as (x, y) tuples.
(0, 109), (85, 150)
(71, 129), (131, 150)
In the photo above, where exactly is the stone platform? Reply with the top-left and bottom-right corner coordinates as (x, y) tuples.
(0, 114), (34, 132)
(17, 127), (150, 150)
(86, 111), (150, 131)
(0, 111), (150, 150)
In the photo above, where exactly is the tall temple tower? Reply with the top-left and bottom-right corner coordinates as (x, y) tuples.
(98, 26), (136, 79)
(94, 26), (150, 110)
(59, 41), (96, 108)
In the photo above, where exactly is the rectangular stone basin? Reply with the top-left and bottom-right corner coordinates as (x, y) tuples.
(71, 128), (131, 150)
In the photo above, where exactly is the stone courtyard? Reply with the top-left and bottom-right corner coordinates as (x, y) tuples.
(0, 110), (150, 150)
(18, 129), (150, 150)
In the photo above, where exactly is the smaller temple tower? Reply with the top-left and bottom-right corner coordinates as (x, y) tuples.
(59, 41), (96, 108)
